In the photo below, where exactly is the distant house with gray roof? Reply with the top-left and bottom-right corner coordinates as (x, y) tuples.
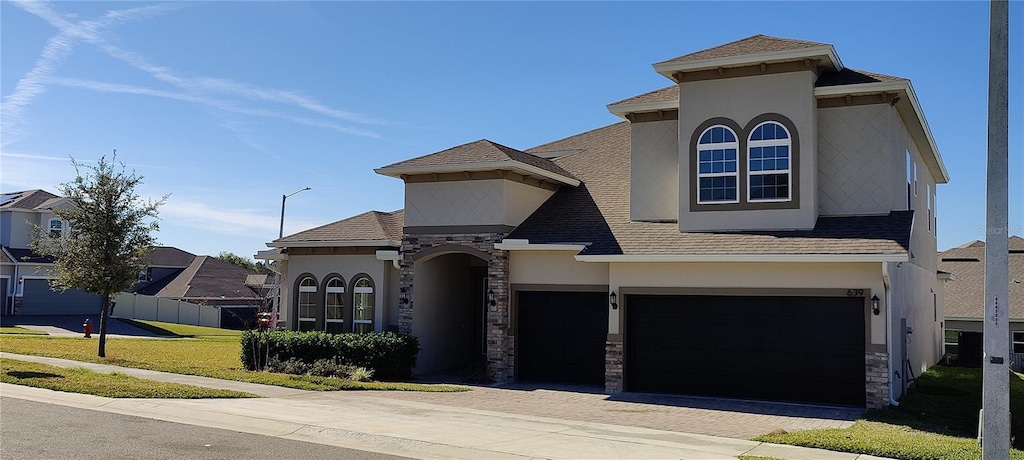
(260, 34), (949, 409)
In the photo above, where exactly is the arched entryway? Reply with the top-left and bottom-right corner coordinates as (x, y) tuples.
(411, 245), (490, 374)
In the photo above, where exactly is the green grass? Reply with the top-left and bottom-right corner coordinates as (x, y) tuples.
(115, 318), (242, 340)
(755, 366), (1024, 460)
(0, 326), (48, 335)
(0, 335), (466, 393)
(1, 358), (257, 398)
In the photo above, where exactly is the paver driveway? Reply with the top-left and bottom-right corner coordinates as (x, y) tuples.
(349, 382), (862, 440)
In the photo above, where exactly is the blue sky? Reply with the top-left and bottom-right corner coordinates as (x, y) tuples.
(1, 1), (1020, 260)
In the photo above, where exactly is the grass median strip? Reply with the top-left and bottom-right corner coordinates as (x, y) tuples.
(755, 366), (1024, 460)
(0, 326), (48, 335)
(0, 335), (466, 392)
(1, 358), (257, 398)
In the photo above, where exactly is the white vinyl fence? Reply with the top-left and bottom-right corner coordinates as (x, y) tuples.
(113, 293), (220, 328)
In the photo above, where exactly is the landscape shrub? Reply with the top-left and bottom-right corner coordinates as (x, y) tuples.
(241, 330), (419, 380)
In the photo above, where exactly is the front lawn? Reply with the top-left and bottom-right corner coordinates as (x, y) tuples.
(1, 358), (257, 398)
(116, 318), (242, 340)
(756, 366), (1024, 460)
(0, 335), (465, 392)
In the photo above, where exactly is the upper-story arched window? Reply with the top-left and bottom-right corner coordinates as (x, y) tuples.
(297, 276), (318, 332)
(696, 125), (739, 204)
(324, 276), (345, 334)
(748, 121), (791, 202)
(352, 277), (374, 334)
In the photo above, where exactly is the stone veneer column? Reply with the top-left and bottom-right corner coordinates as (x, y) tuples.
(865, 351), (890, 409)
(399, 232), (512, 382)
(605, 341), (624, 393)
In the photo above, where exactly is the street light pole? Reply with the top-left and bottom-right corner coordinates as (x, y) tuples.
(279, 187), (311, 239)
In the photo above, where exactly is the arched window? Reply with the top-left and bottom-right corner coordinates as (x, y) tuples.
(48, 219), (63, 238)
(297, 276), (318, 332)
(748, 121), (791, 202)
(696, 125), (739, 204)
(324, 277), (345, 334)
(352, 277), (374, 334)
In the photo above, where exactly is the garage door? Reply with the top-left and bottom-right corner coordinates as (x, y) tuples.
(626, 295), (865, 407)
(517, 291), (608, 385)
(21, 279), (103, 316)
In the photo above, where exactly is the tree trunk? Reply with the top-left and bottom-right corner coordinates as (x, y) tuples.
(98, 295), (110, 358)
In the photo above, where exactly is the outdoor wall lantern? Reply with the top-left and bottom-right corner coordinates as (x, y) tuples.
(487, 289), (496, 307)
(609, 291), (618, 310)
(871, 294), (881, 316)
(399, 287), (409, 305)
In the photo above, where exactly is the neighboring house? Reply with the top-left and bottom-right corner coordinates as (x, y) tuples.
(0, 189), (104, 315)
(939, 236), (1024, 369)
(261, 35), (949, 409)
(0, 191), (271, 326)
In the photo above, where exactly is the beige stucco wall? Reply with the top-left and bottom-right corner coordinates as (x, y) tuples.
(817, 104), (906, 216)
(678, 71), (818, 231)
(280, 253), (391, 332)
(630, 120), (679, 221)
(608, 262), (887, 347)
(404, 180), (553, 228)
(886, 260), (943, 399)
(509, 251), (609, 286)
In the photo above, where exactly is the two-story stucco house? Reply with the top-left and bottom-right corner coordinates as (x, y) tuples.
(262, 35), (949, 408)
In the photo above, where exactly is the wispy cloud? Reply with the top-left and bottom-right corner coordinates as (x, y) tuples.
(2, 1), (180, 145)
(160, 198), (321, 238)
(6, 0), (390, 150)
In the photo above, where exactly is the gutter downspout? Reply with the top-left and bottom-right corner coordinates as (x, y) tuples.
(4, 247), (18, 316)
(882, 261), (899, 406)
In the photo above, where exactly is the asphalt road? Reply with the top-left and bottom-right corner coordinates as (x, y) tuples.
(0, 397), (411, 460)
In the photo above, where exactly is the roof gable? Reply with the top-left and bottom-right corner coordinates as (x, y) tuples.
(0, 190), (59, 210)
(274, 209), (404, 246)
(657, 34), (831, 65)
(375, 139), (578, 186)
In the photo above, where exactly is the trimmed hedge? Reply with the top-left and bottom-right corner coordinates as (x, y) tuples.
(241, 330), (419, 380)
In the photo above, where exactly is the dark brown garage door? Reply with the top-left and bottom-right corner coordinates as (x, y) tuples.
(517, 291), (607, 385)
(626, 295), (866, 407)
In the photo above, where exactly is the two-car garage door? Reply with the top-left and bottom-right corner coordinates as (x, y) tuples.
(626, 294), (866, 407)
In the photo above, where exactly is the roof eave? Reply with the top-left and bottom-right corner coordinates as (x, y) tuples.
(574, 253), (909, 263)
(494, 239), (589, 252)
(815, 81), (950, 184)
(653, 45), (843, 80)
(375, 160), (580, 187)
(607, 100), (679, 118)
(267, 239), (400, 249)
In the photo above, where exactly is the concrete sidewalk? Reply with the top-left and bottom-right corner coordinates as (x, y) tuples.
(0, 353), (891, 460)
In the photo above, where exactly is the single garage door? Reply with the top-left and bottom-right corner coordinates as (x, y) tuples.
(517, 291), (608, 385)
(21, 279), (103, 316)
(626, 295), (865, 407)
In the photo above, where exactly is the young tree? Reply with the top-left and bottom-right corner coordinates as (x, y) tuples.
(216, 251), (259, 273)
(31, 154), (166, 357)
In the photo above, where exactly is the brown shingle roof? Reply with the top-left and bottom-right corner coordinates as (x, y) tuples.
(815, 68), (906, 87)
(0, 190), (58, 210)
(378, 139), (576, 181)
(939, 236), (1024, 320)
(656, 34), (830, 65)
(511, 122), (913, 256)
(607, 85), (679, 108)
(155, 256), (263, 301)
(276, 210), (403, 245)
(145, 246), (196, 267)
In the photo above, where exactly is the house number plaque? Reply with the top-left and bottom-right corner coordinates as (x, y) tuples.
(846, 289), (864, 297)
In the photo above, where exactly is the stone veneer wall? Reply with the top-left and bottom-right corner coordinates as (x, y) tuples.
(865, 351), (890, 409)
(399, 232), (512, 382)
(605, 341), (624, 393)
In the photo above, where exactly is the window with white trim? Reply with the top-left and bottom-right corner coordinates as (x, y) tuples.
(352, 277), (374, 333)
(906, 151), (913, 210)
(48, 218), (63, 238)
(927, 184), (932, 232)
(944, 329), (959, 359)
(324, 277), (345, 334)
(297, 277), (317, 332)
(696, 125), (739, 204)
(747, 121), (792, 202)
(1013, 331), (1024, 354)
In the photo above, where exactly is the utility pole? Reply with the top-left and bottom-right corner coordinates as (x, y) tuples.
(982, 0), (1009, 458)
